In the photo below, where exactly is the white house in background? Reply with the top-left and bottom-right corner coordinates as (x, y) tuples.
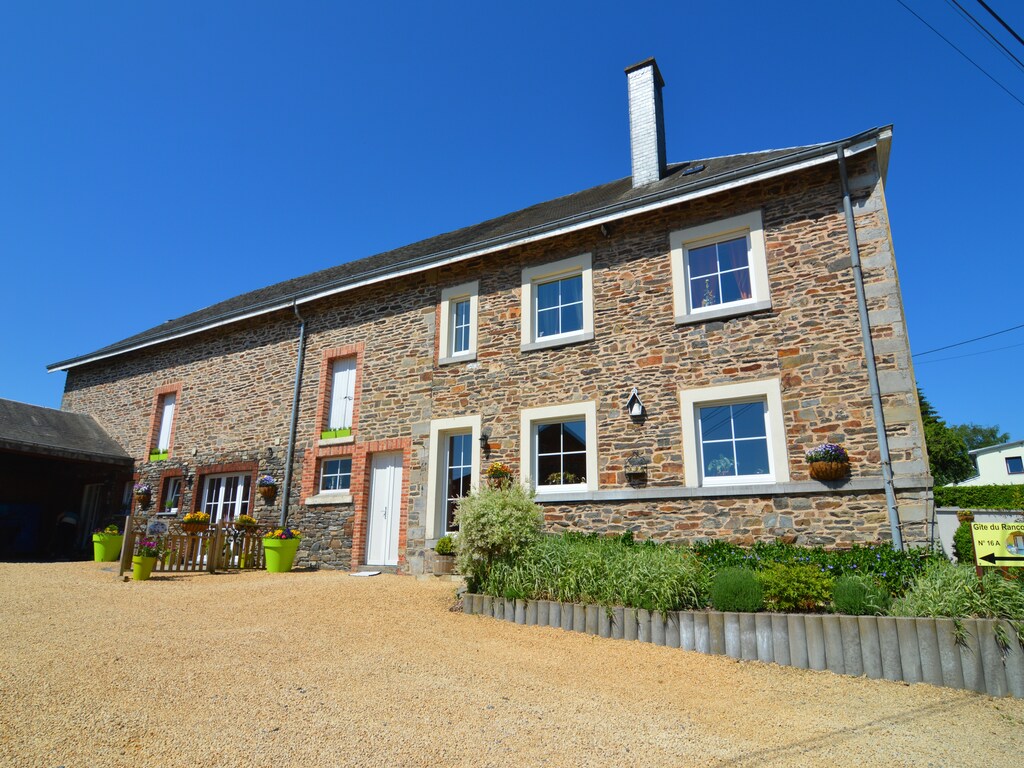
(956, 440), (1024, 486)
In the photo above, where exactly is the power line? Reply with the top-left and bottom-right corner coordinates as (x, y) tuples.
(974, 0), (1024, 49)
(913, 339), (1024, 365)
(894, 0), (1024, 108)
(948, 0), (1024, 73)
(913, 321), (1024, 356)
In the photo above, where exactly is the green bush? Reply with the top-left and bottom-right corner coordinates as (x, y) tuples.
(759, 563), (833, 613)
(832, 574), (891, 616)
(709, 568), (764, 612)
(477, 532), (708, 613)
(688, 539), (941, 596)
(934, 484), (1024, 511)
(890, 560), (1024, 619)
(454, 483), (543, 591)
(434, 535), (455, 556)
(952, 521), (975, 564)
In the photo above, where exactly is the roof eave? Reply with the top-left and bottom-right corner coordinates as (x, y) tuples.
(48, 126), (888, 372)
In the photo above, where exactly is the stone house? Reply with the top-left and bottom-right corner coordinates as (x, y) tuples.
(48, 58), (931, 573)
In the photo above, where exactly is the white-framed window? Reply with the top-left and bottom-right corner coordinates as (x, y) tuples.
(520, 401), (598, 493)
(156, 392), (176, 452)
(327, 358), (356, 432)
(426, 415), (482, 539)
(438, 281), (479, 364)
(1007, 456), (1024, 475)
(200, 473), (251, 523)
(320, 458), (353, 492)
(520, 253), (594, 351)
(443, 432), (473, 533)
(679, 379), (789, 487)
(670, 210), (771, 324)
(161, 476), (182, 515)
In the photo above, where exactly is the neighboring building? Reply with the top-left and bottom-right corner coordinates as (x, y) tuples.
(955, 440), (1024, 486)
(0, 398), (133, 558)
(47, 58), (931, 573)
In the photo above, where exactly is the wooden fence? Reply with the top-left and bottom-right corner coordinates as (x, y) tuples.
(118, 513), (268, 577)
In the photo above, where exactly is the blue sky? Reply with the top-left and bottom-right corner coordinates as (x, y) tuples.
(2, 1), (1022, 440)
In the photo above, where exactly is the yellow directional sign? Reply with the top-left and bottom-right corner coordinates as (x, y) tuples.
(971, 522), (1024, 567)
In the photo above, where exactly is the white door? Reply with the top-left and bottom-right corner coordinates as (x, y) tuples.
(366, 452), (403, 566)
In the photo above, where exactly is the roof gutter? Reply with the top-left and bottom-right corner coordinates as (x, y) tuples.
(49, 126), (890, 372)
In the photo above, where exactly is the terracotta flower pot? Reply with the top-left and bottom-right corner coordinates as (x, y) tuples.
(809, 461), (849, 481)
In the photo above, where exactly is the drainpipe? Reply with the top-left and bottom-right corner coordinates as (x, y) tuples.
(279, 302), (307, 529)
(837, 148), (904, 551)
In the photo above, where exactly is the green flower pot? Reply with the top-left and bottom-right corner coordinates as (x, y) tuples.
(92, 533), (123, 562)
(132, 555), (157, 581)
(263, 537), (300, 573)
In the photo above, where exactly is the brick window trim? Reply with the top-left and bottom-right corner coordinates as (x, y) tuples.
(156, 467), (185, 512)
(314, 343), (364, 437)
(145, 382), (183, 460)
(301, 443), (356, 500)
(191, 461), (259, 514)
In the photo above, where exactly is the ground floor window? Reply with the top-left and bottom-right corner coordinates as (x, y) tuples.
(321, 457), (353, 492)
(444, 432), (473, 533)
(200, 473), (251, 523)
(519, 401), (598, 494)
(161, 476), (182, 515)
(698, 400), (771, 482)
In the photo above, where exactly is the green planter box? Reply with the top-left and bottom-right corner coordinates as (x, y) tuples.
(92, 533), (123, 562)
(320, 428), (352, 440)
(148, 450), (169, 462)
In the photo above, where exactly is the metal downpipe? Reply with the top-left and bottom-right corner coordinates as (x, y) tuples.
(837, 148), (904, 551)
(279, 302), (307, 529)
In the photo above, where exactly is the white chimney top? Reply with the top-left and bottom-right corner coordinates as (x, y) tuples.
(625, 58), (667, 188)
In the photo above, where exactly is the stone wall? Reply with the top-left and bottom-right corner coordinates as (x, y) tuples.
(61, 146), (931, 572)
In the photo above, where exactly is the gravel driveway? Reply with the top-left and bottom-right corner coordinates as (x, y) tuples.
(1, 562), (1020, 767)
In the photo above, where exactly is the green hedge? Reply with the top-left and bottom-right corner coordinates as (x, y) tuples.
(934, 484), (1024, 510)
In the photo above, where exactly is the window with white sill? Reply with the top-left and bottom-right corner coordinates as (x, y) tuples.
(670, 211), (771, 323)
(320, 457), (353, 493)
(438, 281), (479, 363)
(520, 401), (598, 493)
(327, 358), (356, 434)
(520, 253), (594, 350)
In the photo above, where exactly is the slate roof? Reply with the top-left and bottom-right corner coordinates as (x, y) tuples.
(49, 126), (886, 371)
(0, 398), (132, 465)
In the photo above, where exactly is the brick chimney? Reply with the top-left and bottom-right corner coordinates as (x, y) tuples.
(625, 58), (667, 188)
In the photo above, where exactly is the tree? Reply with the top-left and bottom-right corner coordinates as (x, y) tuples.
(948, 423), (1009, 453)
(918, 390), (975, 486)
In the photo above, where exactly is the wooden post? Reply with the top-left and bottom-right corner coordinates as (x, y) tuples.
(118, 512), (136, 577)
(208, 519), (224, 573)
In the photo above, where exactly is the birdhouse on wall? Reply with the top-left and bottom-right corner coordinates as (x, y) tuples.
(626, 388), (645, 421)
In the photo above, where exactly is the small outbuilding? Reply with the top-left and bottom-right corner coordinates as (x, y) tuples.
(0, 398), (133, 559)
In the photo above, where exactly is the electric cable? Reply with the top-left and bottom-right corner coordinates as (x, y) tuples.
(947, 0), (1024, 73)
(974, 0), (1024, 49)
(912, 321), (1024, 356)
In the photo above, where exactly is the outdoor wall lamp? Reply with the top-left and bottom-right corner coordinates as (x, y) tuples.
(479, 430), (492, 460)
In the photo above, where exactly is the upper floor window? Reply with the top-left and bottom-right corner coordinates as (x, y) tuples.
(438, 281), (479, 364)
(1007, 456), (1024, 475)
(148, 383), (182, 461)
(326, 357), (356, 436)
(670, 210), (771, 324)
(520, 253), (594, 352)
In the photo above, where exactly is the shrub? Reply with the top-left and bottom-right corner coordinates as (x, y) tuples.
(709, 568), (764, 612)
(759, 563), (833, 612)
(890, 560), (1024, 619)
(454, 483), (543, 590)
(476, 532), (708, 613)
(934, 484), (1024, 511)
(832, 574), (891, 616)
(435, 535), (455, 556)
(952, 521), (975, 564)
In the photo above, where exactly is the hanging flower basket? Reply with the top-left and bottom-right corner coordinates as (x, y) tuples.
(234, 514), (258, 531)
(257, 475), (278, 502)
(181, 510), (210, 534)
(806, 443), (850, 482)
(809, 461), (850, 481)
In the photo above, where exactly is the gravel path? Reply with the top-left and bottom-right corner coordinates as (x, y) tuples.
(1, 562), (1021, 767)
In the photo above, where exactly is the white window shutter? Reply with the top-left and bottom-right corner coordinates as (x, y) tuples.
(157, 393), (176, 450)
(329, 358), (356, 430)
